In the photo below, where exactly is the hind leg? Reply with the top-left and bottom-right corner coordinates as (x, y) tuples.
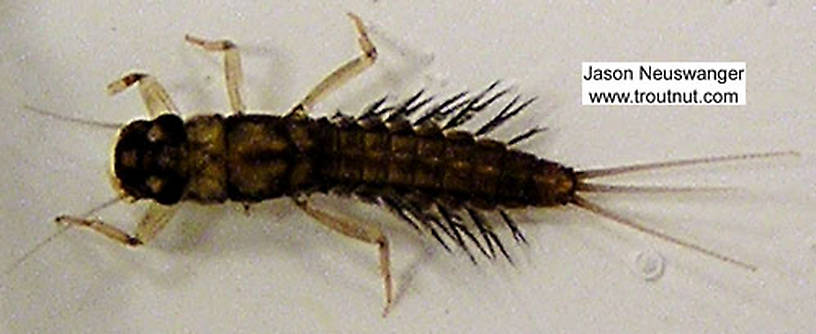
(294, 198), (393, 317)
(290, 13), (378, 116)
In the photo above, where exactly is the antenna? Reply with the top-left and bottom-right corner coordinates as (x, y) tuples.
(22, 105), (123, 129)
(3, 196), (123, 276)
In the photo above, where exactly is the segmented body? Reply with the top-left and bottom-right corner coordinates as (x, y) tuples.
(9, 15), (776, 319)
(113, 86), (561, 260)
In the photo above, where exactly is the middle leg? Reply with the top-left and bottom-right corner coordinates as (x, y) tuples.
(186, 34), (246, 114)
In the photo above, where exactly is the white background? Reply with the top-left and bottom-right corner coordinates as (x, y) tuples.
(1, 1), (815, 332)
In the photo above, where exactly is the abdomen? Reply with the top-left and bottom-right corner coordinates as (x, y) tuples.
(320, 117), (576, 208)
(183, 113), (576, 208)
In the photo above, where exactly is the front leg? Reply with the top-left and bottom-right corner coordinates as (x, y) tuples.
(107, 73), (179, 117)
(56, 203), (178, 246)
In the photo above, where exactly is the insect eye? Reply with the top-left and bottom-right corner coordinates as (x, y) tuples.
(152, 114), (186, 143)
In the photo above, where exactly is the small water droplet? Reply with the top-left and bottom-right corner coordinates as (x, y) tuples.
(633, 250), (665, 281)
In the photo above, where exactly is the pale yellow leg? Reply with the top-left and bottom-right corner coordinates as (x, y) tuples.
(290, 12), (378, 116)
(295, 199), (393, 317)
(185, 35), (246, 114)
(56, 203), (178, 246)
(107, 72), (179, 117)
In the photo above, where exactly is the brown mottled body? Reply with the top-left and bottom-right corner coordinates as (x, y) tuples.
(35, 14), (778, 319)
(115, 112), (577, 209)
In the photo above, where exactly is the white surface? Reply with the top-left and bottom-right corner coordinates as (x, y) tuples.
(1, 1), (815, 332)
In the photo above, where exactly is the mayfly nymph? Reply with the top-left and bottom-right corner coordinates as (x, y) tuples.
(18, 13), (795, 316)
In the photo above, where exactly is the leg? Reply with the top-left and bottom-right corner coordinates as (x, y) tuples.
(294, 198), (393, 317)
(290, 12), (378, 116)
(107, 72), (179, 117)
(56, 203), (178, 246)
(185, 35), (246, 114)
